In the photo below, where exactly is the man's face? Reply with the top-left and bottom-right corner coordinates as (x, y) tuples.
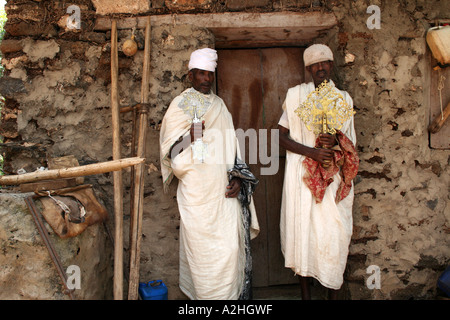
(306, 60), (333, 87)
(189, 68), (215, 94)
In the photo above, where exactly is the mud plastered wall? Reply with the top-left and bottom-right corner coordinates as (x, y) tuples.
(325, 0), (449, 299)
(0, 1), (215, 299)
(0, 192), (113, 299)
(0, 0), (449, 300)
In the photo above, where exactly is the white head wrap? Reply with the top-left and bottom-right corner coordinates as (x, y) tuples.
(188, 48), (218, 72)
(303, 44), (334, 67)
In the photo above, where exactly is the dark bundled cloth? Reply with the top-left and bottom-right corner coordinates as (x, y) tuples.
(228, 158), (258, 300)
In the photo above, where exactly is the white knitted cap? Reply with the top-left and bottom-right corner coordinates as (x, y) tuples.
(304, 44), (334, 67)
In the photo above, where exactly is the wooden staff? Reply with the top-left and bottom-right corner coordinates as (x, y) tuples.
(111, 19), (124, 300)
(0, 157), (144, 185)
(128, 16), (151, 300)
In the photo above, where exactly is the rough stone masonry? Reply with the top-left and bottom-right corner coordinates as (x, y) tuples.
(0, 0), (449, 300)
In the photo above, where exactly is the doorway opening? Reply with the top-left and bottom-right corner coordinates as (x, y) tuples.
(200, 10), (338, 299)
(217, 47), (305, 297)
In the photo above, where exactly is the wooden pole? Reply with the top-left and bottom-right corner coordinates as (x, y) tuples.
(0, 157), (144, 185)
(128, 99), (138, 282)
(128, 16), (151, 300)
(111, 19), (124, 301)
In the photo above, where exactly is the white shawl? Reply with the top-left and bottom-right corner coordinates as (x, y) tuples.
(160, 88), (259, 299)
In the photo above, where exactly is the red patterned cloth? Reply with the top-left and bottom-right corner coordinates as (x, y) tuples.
(303, 130), (359, 203)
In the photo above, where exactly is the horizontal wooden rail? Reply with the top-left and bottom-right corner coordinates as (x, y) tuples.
(0, 157), (144, 185)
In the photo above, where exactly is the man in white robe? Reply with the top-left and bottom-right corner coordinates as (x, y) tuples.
(278, 44), (358, 299)
(160, 48), (259, 300)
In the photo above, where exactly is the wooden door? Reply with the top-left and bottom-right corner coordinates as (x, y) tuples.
(217, 47), (305, 287)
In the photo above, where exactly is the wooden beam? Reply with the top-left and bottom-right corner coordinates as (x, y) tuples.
(110, 19), (124, 301)
(0, 157), (144, 185)
(94, 12), (337, 31)
(94, 12), (337, 48)
(128, 16), (151, 301)
(120, 103), (143, 113)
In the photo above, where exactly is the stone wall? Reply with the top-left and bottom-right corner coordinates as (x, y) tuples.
(0, 0), (449, 300)
(0, 0), (216, 300)
(0, 191), (113, 299)
(325, 1), (450, 299)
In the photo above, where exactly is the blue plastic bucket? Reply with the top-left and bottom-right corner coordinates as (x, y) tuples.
(437, 266), (450, 297)
(139, 280), (168, 300)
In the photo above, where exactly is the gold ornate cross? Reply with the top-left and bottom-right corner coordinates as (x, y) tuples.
(295, 81), (355, 135)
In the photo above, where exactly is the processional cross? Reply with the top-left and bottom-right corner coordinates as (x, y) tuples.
(295, 80), (355, 136)
(178, 88), (210, 162)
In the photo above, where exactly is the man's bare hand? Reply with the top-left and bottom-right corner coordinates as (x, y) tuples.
(310, 147), (334, 165)
(318, 133), (337, 149)
(225, 178), (241, 198)
(190, 120), (205, 143)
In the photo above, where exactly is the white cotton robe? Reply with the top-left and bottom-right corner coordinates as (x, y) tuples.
(160, 88), (259, 300)
(279, 81), (356, 290)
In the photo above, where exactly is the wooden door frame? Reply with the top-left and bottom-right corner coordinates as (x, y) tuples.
(95, 11), (338, 49)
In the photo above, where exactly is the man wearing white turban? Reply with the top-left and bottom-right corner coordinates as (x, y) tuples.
(278, 44), (359, 299)
(188, 47), (218, 73)
(160, 48), (259, 300)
